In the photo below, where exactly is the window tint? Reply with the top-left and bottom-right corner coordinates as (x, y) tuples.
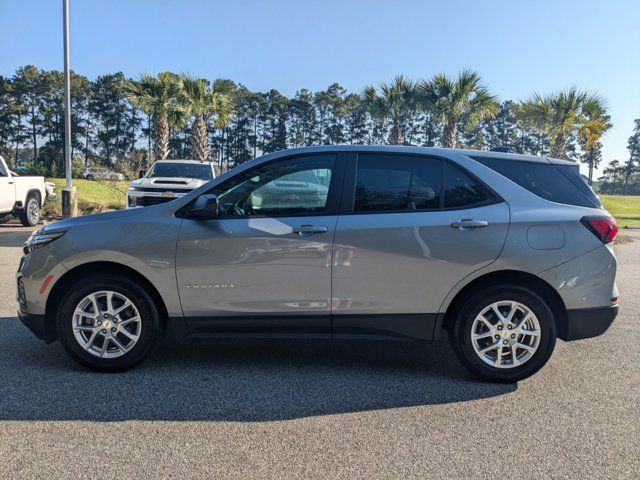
(444, 162), (495, 208)
(555, 164), (602, 208)
(354, 155), (441, 212)
(211, 155), (334, 217)
(473, 157), (598, 208)
(148, 162), (213, 180)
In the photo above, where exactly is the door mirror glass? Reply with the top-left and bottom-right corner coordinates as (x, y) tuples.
(138, 170), (146, 179)
(190, 194), (219, 219)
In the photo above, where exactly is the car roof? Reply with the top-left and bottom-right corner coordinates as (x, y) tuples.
(256, 145), (576, 166)
(154, 159), (215, 165)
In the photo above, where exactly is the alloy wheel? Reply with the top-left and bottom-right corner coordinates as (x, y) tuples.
(28, 199), (39, 225)
(470, 300), (541, 369)
(72, 290), (142, 358)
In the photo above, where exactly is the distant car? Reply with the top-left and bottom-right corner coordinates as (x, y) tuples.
(83, 166), (125, 181)
(0, 155), (55, 226)
(17, 146), (618, 382)
(127, 159), (217, 208)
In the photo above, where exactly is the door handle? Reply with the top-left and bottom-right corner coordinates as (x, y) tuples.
(292, 225), (328, 236)
(451, 219), (489, 230)
(8, 181), (13, 185)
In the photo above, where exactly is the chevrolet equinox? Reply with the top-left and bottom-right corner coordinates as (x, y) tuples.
(17, 146), (619, 382)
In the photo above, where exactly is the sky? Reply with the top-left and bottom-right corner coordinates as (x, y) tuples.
(1, 0), (639, 176)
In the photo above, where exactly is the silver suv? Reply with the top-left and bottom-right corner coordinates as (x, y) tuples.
(17, 147), (619, 382)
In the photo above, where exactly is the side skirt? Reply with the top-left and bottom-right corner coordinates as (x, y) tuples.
(168, 313), (440, 341)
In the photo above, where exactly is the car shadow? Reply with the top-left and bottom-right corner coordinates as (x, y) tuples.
(0, 317), (516, 422)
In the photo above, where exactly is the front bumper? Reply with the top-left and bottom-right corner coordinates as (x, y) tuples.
(18, 310), (56, 343)
(560, 305), (618, 341)
(127, 189), (191, 208)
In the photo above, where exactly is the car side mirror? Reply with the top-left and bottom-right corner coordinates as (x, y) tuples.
(138, 170), (146, 178)
(189, 194), (219, 219)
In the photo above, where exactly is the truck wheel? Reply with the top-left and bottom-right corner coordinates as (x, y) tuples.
(18, 195), (40, 227)
(86, 174), (94, 180)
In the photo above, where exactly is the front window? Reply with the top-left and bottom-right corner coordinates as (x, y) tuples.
(210, 155), (335, 217)
(147, 162), (213, 181)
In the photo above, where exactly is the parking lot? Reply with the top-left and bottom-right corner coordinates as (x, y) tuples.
(0, 222), (638, 479)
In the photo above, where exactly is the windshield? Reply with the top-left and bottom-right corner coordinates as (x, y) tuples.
(147, 162), (213, 180)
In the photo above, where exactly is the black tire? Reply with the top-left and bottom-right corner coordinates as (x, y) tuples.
(18, 195), (40, 227)
(86, 174), (94, 181)
(449, 285), (557, 383)
(56, 274), (162, 372)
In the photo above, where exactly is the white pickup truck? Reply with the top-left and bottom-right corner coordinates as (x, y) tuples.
(0, 156), (56, 226)
(127, 159), (217, 208)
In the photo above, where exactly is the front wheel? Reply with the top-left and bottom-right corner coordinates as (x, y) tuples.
(56, 274), (162, 372)
(449, 285), (557, 383)
(19, 195), (40, 227)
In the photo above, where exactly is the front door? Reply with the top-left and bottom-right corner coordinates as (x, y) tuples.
(0, 163), (14, 212)
(176, 154), (344, 337)
(332, 153), (509, 340)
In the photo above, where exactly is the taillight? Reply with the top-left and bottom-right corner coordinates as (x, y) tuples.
(580, 216), (618, 244)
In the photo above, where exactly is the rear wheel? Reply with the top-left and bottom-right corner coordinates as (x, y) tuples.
(18, 195), (40, 226)
(56, 274), (162, 372)
(449, 285), (557, 383)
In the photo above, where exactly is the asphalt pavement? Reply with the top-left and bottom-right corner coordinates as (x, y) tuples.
(0, 222), (638, 479)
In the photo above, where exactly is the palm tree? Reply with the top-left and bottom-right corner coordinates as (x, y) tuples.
(518, 88), (608, 160)
(418, 70), (498, 148)
(361, 75), (416, 145)
(123, 72), (182, 160)
(578, 96), (612, 184)
(179, 76), (233, 161)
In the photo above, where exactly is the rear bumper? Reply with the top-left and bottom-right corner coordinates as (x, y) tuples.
(18, 310), (56, 343)
(559, 305), (618, 341)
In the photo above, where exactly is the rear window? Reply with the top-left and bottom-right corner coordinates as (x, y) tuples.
(555, 165), (602, 208)
(472, 157), (599, 208)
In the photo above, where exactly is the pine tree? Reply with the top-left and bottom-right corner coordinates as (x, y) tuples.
(623, 119), (640, 194)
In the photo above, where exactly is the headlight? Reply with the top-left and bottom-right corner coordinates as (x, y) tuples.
(23, 230), (66, 254)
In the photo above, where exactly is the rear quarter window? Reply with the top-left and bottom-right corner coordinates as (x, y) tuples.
(472, 157), (599, 208)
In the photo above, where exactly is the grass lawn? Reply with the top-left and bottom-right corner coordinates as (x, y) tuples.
(600, 195), (640, 228)
(46, 178), (129, 215)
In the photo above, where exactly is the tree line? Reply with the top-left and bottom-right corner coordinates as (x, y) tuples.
(0, 65), (639, 193)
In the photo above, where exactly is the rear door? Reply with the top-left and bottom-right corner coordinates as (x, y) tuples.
(331, 153), (509, 340)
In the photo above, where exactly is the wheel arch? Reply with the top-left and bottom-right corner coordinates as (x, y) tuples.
(438, 270), (568, 337)
(44, 261), (169, 339)
(25, 188), (43, 207)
